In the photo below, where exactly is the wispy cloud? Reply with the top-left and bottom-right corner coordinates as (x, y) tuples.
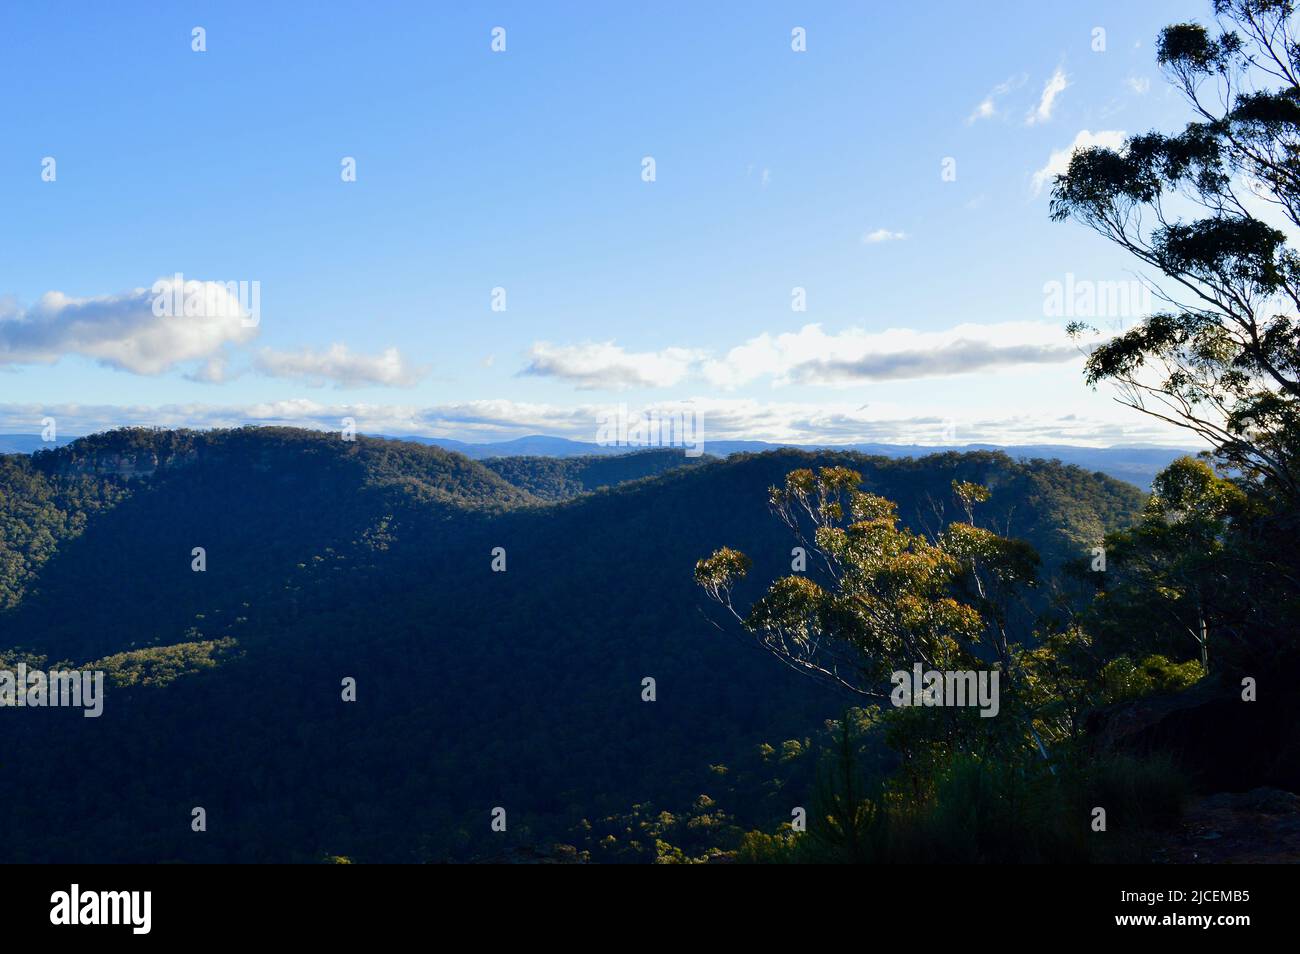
(966, 73), (1028, 124)
(1026, 67), (1069, 125)
(863, 228), (908, 244)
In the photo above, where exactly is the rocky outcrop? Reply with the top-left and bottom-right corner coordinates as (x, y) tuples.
(1086, 684), (1300, 793)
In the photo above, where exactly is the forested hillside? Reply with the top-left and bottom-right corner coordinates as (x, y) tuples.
(0, 427), (1146, 862)
(481, 448), (708, 501)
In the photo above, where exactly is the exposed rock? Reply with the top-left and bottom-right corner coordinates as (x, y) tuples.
(1086, 685), (1300, 792)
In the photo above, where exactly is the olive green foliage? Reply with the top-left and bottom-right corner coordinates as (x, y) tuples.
(1099, 654), (1208, 705)
(696, 462), (1211, 863)
(696, 469), (1038, 698)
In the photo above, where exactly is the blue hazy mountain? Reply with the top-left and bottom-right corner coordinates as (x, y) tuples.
(393, 435), (1194, 490)
(0, 434), (75, 454)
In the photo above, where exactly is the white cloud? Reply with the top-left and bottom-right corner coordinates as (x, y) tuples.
(253, 344), (425, 388)
(966, 73), (1028, 124)
(521, 323), (1083, 393)
(0, 398), (1189, 447)
(969, 98), (997, 123)
(185, 354), (237, 384)
(520, 341), (703, 390)
(863, 228), (908, 244)
(0, 280), (257, 375)
(1026, 67), (1069, 125)
(1032, 129), (1126, 196)
(702, 322), (1079, 389)
(0, 280), (428, 389)
(1126, 76), (1151, 95)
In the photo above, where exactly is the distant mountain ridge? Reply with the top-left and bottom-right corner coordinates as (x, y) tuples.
(1, 431), (1195, 489)
(393, 434), (1194, 490)
(480, 447), (708, 500)
(0, 434), (75, 454)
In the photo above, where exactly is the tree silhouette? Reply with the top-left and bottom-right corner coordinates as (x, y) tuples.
(1050, 0), (1300, 501)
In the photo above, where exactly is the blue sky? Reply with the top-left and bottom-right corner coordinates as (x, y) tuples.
(0, 0), (1207, 445)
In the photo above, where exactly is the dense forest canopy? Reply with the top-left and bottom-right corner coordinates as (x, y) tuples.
(0, 426), (1151, 862)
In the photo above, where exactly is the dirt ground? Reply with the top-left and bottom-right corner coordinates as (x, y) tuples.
(1154, 788), (1300, 863)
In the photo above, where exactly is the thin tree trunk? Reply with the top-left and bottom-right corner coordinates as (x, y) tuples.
(1199, 608), (1209, 673)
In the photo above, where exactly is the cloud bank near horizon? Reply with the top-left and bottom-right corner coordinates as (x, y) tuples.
(0, 397), (1194, 449)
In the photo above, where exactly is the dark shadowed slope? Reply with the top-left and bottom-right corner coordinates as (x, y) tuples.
(481, 448), (709, 501)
